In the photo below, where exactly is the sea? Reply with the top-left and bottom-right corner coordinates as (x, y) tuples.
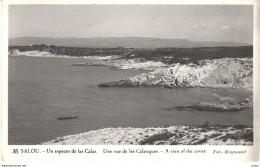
(8, 56), (253, 145)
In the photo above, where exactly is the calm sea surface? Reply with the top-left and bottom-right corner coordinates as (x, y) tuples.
(8, 56), (253, 145)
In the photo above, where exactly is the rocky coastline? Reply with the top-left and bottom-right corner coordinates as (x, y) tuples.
(10, 49), (253, 145)
(97, 58), (253, 89)
(42, 124), (253, 145)
(172, 96), (253, 112)
(9, 50), (253, 88)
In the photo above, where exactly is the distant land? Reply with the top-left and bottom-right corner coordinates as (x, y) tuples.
(9, 37), (250, 48)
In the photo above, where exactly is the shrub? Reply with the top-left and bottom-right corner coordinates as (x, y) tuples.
(140, 131), (174, 145)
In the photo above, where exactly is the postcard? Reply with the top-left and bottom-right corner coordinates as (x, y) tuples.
(1, 0), (259, 165)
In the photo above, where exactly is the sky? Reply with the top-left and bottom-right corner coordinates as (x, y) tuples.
(9, 5), (253, 44)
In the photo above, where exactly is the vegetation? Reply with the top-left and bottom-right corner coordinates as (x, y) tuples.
(220, 130), (253, 142)
(127, 46), (252, 64)
(140, 131), (174, 145)
(9, 44), (252, 64)
(9, 44), (132, 56)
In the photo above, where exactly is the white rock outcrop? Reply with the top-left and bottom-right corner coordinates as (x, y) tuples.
(114, 61), (168, 71)
(9, 50), (73, 58)
(101, 58), (252, 88)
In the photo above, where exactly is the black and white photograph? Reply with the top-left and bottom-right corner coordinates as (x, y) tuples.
(7, 4), (254, 147)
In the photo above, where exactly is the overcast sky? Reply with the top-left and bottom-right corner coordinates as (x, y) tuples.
(9, 5), (253, 44)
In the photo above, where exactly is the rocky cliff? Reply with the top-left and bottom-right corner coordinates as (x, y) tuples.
(98, 58), (253, 88)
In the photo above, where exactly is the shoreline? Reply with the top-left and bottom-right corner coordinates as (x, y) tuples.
(9, 50), (168, 71)
(42, 124), (253, 145)
(10, 50), (253, 145)
(97, 58), (253, 89)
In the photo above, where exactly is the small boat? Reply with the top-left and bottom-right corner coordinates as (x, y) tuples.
(57, 116), (79, 120)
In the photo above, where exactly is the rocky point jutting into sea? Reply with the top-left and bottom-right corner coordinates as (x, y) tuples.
(96, 56), (253, 115)
(98, 58), (252, 89)
(9, 48), (253, 145)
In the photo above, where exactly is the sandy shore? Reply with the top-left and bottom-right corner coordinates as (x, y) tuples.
(42, 125), (253, 145)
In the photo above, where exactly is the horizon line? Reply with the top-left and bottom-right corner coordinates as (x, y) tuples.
(9, 36), (252, 45)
